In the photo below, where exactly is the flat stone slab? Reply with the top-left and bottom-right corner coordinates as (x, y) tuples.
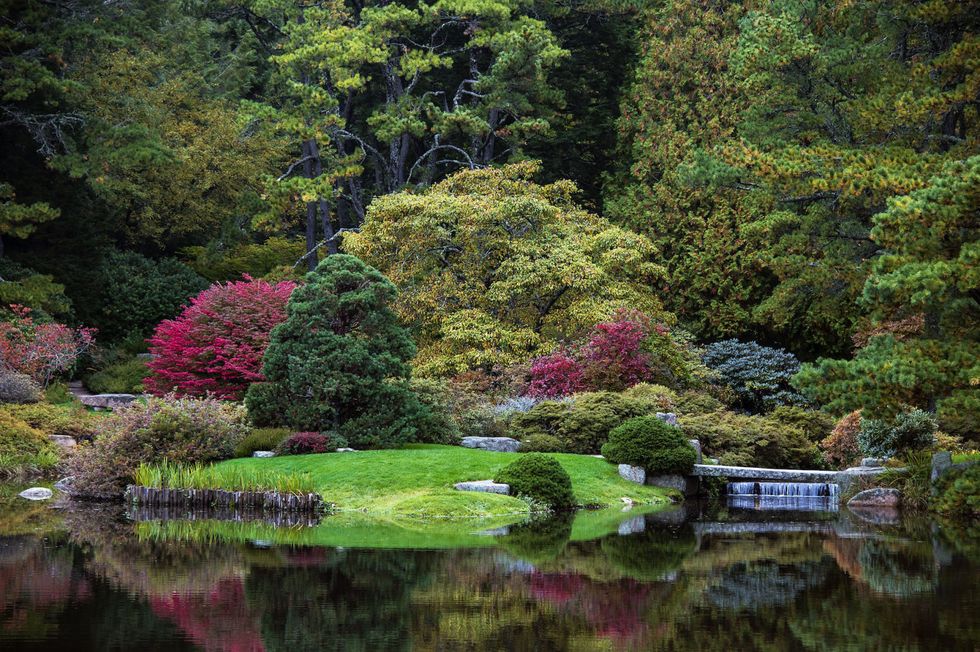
(460, 436), (521, 453)
(454, 480), (510, 495)
(253, 451), (276, 458)
(79, 393), (140, 409)
(618, 464), (646, 485)
(693, 464), (840, 481)
(19, 487), (53, 501)
(49, 435), (76, 448)
(847, 487), (901, 508)
(861, 457), (888, 467)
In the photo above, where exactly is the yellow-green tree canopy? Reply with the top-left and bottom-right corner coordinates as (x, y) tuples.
(346, 163), (670, 375)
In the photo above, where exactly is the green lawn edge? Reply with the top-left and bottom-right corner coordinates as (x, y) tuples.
(208, 444), (673, 519)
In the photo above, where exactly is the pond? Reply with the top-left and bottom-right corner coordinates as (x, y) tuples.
(1, 486), (977, 651)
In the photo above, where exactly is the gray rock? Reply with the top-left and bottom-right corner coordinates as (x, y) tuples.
(647, 474), (700, 497)
(252, 451), (276, 458)
(79, 393), (140, 409)
(861, 457), (888, 467)
(460, 436), (521, 453)
(53, 477), (73, 493)
(848, 505), (900, 525)
(618, 464), (646, 485)
(656, 412), (679, 427)
(931, 451), (952, 484)
(688, 439), (703, 464)
(454, 480), (510, 494)
(847, 487), (901, 508)
(336, 447), (357, 452)
(477, 526), (511, 537)
(617, 516), (646, 536)
(49, 435), (76, 448)
(18, 487), (53, 501)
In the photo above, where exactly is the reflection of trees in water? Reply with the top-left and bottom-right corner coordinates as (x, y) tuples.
(246, 548), (440, 652)
(599, 525), (697, 581)
(497, 514), (573, 565)
(857, 540), (937, 596)
(704, 560), (828, 610)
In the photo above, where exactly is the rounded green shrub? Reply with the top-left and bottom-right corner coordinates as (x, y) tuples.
(934, 464), (980, 520)
(680, 410), (824, 469)
(858, 409), (937, 458)
(674, 390), (725, 415)
(84, 357), (148, 394)
(494, 453), (575, 510)
(601, 416), (696, 474)
(234, 427), (292, 458)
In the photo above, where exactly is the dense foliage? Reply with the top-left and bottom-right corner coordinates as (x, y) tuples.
(146, 277), (295, 399)
(511, 392), (651, 455)
(702, 339), (804, 413)
(601, 416), (697, 475)
(0, 306), (94, 387)
(245, 255), (429, 448)
(234, 428), (292, 459)
(934, 465), (980, 520)
(857, 410), (938, 459)
(0, 371), (40, 404)
(276, 432), (339, 456)
(680, 411), (823, 469)
(346, 164), (669, 375)
(68, 396), (250, 498)
(494, 453), (575, 510)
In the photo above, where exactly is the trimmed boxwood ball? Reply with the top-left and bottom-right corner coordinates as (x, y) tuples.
(601, 416), (696, 475)
(494, 453), (576, 510)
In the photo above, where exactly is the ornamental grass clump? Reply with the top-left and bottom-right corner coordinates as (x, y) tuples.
(68, 396), (250, 498)
(601, 416), (696, 475)
(494, 453), (575, 511)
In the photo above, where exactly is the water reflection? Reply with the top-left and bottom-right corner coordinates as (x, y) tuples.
(0, 490), (977, 651)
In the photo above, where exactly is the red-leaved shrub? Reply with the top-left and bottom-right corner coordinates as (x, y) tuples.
(276, 432), (334, 455)
(0, 305), (95, 387)
(145, 277), (295, 400)
(528, 311), (661, 398)
(820, 410), (863, 468)
(527, 351), (585, 398)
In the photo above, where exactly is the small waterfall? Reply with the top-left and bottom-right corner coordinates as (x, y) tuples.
(726, 482), (838, 498)
(726, 481), (839, 512)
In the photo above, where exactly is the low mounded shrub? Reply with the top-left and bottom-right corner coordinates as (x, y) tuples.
(234, 427), (292, 458)
(512, 391), (651, 455)
(769, 406), (835, 443)
(409, 378), (463, 444)
(85, 357), (148, 394)
(68, 396), (250, 498)
(680, 410), (823, 469)
(0, 403), (98, 439)
(494, 453), (575, 510)
(821, 410), (863, 468)
(276, 432), (343, 456)
(934, 464), (980, 520)
(0, 412), (58, 475)
(601, 416), (696, 475)
(0, 371), (40, 404)
(673, 390), (725, 415)
(519, 434), (565, 453)
(858, 409), (937, 458)
(622, 383), (677, 412)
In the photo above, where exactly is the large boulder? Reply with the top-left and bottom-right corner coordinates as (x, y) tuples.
(618, 464), (646, 485)
(847, 487), (901, 508)
(454, 480), (510, 495)
(79, 394), (139, 410)
(460, 436), (521, 453)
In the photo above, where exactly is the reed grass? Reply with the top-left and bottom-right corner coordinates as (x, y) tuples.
(134, 460), (317, 495)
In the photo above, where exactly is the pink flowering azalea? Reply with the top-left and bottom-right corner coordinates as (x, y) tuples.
(145, 277), (295, 400)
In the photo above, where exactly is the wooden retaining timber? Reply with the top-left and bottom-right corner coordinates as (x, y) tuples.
(126, 504), (324, 527)
(124, 485), (326, 513)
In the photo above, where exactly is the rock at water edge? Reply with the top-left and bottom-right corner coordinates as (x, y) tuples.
(19, 487), (53, 501)
(460, 436), (521, 453)
(847, 487), (901, 508)
(618, 464), (646, 485)
(454, 480), (510, 495)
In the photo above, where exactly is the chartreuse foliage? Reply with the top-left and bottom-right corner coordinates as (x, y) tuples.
(346, 163), (669, 375)
(795, 157), (980, 436)
(245, 254), (430, 448)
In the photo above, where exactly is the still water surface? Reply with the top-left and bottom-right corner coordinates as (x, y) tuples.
(1, 488), (977, 651)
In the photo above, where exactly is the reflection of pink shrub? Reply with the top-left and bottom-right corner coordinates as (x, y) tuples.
(146, 277), (295, 400)
(149, 577), (265, 652)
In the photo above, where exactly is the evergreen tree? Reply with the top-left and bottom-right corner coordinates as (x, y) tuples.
(245, 254), (429, 447)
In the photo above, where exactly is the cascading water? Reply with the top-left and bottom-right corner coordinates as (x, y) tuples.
(726, 481), (839, 512)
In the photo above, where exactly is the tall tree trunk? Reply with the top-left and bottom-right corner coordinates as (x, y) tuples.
(302, 138), (318, 272)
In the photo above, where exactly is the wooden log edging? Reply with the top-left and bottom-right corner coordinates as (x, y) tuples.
(124, 485), (326, 513)
(126, 505), (324, 527)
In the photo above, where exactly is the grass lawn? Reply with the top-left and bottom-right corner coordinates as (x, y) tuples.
(208, 444), (673, 519)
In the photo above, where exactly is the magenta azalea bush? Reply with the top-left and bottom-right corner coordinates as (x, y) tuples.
(68, 396), (250, 498)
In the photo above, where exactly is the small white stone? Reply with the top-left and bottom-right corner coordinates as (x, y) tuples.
(253, 451), (276, 458)
(336, 447), (357, 452)
(18, 487), (53, 501)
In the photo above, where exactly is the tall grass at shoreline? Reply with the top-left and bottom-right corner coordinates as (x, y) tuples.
(134, 461), (317, 495)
